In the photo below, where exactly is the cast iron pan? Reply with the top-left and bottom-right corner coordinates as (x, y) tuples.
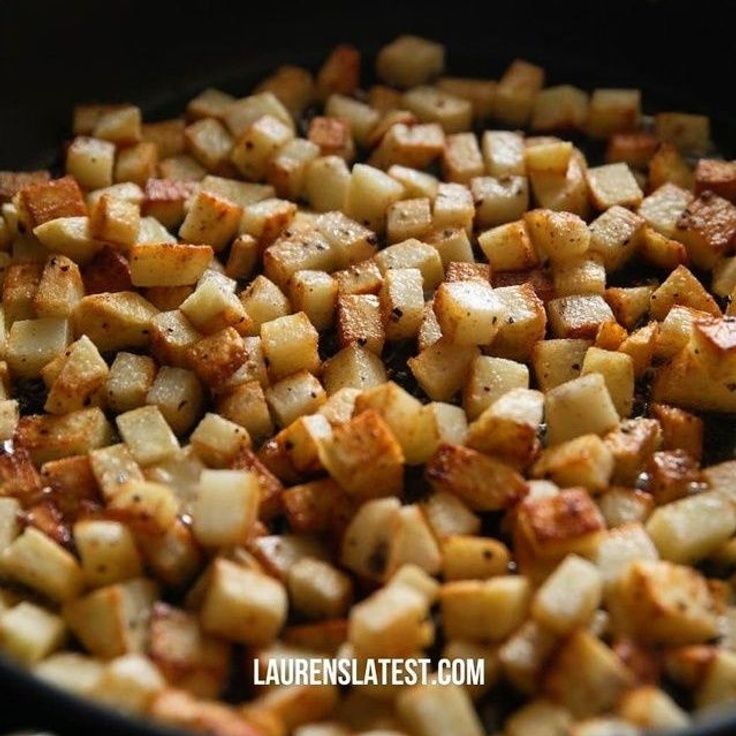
(1, 0), (735, 733)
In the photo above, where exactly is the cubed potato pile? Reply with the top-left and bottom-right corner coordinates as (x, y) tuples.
(1, 32), (736, 736)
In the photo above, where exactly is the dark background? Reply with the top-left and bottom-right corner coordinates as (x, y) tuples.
(1, 0), (736, 734)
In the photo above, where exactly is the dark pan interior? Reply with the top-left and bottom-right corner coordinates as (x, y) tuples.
(1, 0), (736, 733)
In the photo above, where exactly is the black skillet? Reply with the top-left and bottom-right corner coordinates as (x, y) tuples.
(1, 0), (736, 733)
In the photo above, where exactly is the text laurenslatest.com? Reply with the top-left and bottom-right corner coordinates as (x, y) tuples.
(253, 657), (485, 687)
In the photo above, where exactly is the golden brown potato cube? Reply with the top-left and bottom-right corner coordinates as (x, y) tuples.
(587, 89), (641, 139)
(344, 163), (405, 234)
(187, 87), (235, 120)
(524, 140), (573, 177)
(108, 479), (178, 536)
(463, 355), (529, 420)
(581, 346), (635, 417)
(179, 190), (242, 251)
(189, 413), (250, 469)
(1, 527), (84, 603)
(66, 136), (115, 190)
(471, 175), (529, 228)
(287, 557), (353, 620)
(146, 366), (204, 436)
(200, 559), (287, 645)
(437, 77), (496, 120)
(224, 91), (294, 139)
(655, 112), (710, 154)
(319, 409), (404, 500)
(141, 118), (186, 159)
(426, 443), (527, 511)
(441, 575), (530, 642)
(260, 311), (319, 380)
(102, 354), (155, 416)
(544, 630), (634, 718)
(33, 255), (84, 318)
(545, 372), (620, 445)
(6, 316), (71, 379)
(3, 261), (42, 325)
(533, 433), (614, 493)
(316, 43), (360, 99)
(307, 116), (354, 160)
(441, 535), (510, 580)
(646, 448), (702, 505)
(129, 243), (212, 288)
(604, 286), (654, 330)
(140, 179), (193, 228)
(482, 130), (525, 177)
(0, 169), (50, 203)
(532, 84), (589, 131)
(324, 94), (379, 147)
(675, 190), (736, 269)
(116, 405), (180, 466)
(321, 344), (386, 395)
(385, 197), (432, 244)
(230, 114), (294, 182)
(304, 156), (350, 213)
(376, 35), (445, 88)
(639, 182), (694, 238)
(649, 402), (703, 461)
(494, 59), (544, 126)
(442, 132), (484, 184)
(44, 334), (108, 415)
(589, 205), (645, 271)
(605, 131), (659, 168)
(398, 683), (484, 736)
(0, 601), (66, 665)
(114, 142), (158, 186)
(222, 234), (257, 281)
(147, 310), (199, 368)
(267, 137), (320, 200)
(17, 176), (87, 229)
(185, 327), (246, 387)
(265, 371), (326, 427)
(180, 279), (250, 335)
(148, 603), (230, 699)
(378, 267), (424, 341)
(649, 264), (720, 320)
(608, 560), (719, 645)
(255, 64), (315, 118)
(586, 163), (643, 210)
(74, 519), (142, 587)
(433, 280), (506, 346)
(478, 220), (538, 272)
(695, 158), (736, 203)
(288, 270), (338, 332)
(238, 274), (290, 335)
(63, 578), (157, 658)
(314, 211), (377, 270)
(408, 336), (479, 401)
(445, 262), (489, 283)
(335, 293), (384, 355)
(553, 256), (606, 297)
(375, 238), (444, 291)
(402, 87), (472, 134)
(465, 387), (543, 468)
(217, 381), (274, 441)
(157, 154), (207, 182)
(425, 227), (474, 267)
(523, 208), (590, 264)
(184, 117), (234, 174)
(604, 417), (662, 485)
(263, 229), (337, 290)
(73, 291), (158, 351)
(432, 181), (475, 233)
(547, 294), (615, 339)
(93, 105), (142, 144)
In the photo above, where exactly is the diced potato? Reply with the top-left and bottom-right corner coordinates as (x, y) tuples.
(0, 601), (66, 664)
(649, 265), (720, 320)
(587, 89), (641, 138)
(441, 535), (510, 581)
(408, 337), (479, 401)
(465, 388), (543, 468)
(34, 652), (104, 696)
(544, 630), (634, 718)
(322, 344), (386, 395)
(344, 164), (404, 233)
(524, 208), (590, 264)
(288, 557), (353, 620)
(93, 105), (142, 144)
(646, 490), (736, 564)
(426, 443), (527, 511)
(589, 205), (644, 271)
(581, 347), (635, 417)
(129, 243), (212, 287)
(397, 683), (484, 736)
(6, 316), (71, 379)
(265, 370), (326, 427)
(441, 575), (530, 641)
(74, 519), (143, 587)
(319, 410), (404, 500)
(260, 312), (319, 380)
(655, 112), (710, 155)
(33, 254), (84, 318)
(608, 560), (719, 645)
(376, 35), (445, 88)
(370, 121), (445, 170)
(108, 480), (178, 536)
(90, 653), (165, 714)
(378, 267), (424, 341)
(433, 182), (475, 232)
(433, 279), (506, 346)
(116, 405), (180, 466)
(532, 85), (589, 131)
(545, 373), (620, 445)
(505, 700), (572, 736)
(675, 190), (736, 270)
(471, 175), (529, 228)
(547, 294), (615, 339)
(442, 133), (484, 184)
(66, 136), (115, 190)
(386, 197), (432, 243)
(304, 156), (351, 212)
(586, 163), (643, 210)
(375, 238), (444, 291)
(179, 190), (242, 251)
(494, 59), (544, 126)
(1, 527), (84, 602)
(402, 86), (472, 134)
(478, 220), (538, 272)
(325, 94), (380, 146)
(533, 434), (614, 493)
(200, 559), (287, 645)
(146, 366), (204, 435)
(180, 279), (250, 335)
(463, 355), (529, 420)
